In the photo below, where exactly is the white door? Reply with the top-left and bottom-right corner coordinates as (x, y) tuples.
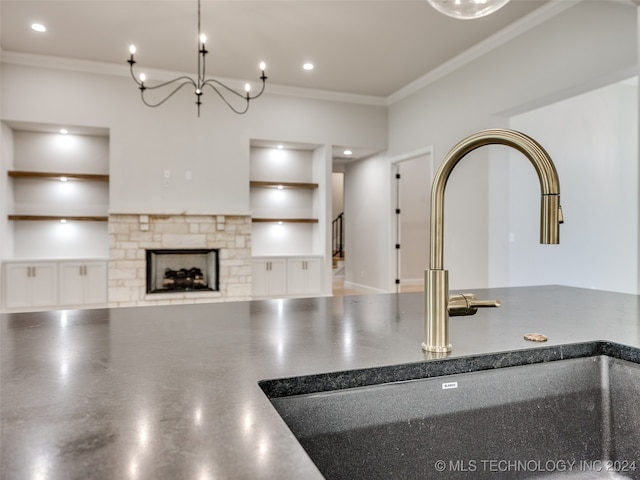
(394, 153), (432, 292)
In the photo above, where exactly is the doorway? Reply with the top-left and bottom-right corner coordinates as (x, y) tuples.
(392, 150), (433, 293)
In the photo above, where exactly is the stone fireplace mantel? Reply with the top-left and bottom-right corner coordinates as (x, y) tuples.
(108, 214), (251, 307)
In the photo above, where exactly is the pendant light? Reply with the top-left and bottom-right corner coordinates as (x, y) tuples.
(427, 0), (511, 19)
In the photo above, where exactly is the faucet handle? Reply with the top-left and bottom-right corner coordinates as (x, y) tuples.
(448, 293), (500, 317)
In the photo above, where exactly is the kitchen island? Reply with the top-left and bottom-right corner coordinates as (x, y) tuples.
(2, 285), (640, 478)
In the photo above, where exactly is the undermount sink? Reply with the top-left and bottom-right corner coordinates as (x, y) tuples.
(259, 342), (640, 479)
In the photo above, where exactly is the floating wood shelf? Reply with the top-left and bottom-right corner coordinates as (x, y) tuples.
(9, 215), (108, 222)
(8, 171), (109, 181)
(250, 181), (318, 189)
(252, 218), (319, 224)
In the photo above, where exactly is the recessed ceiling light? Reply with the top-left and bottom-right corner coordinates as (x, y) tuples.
(343, 150), (353, 156)
(31, 23), (46, 32)
(303, 63), (314, 71)
(277, 144), (284, 149)
(60, 129), (68, 135)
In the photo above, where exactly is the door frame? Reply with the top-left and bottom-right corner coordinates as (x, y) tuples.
(387, 146), (435, 292)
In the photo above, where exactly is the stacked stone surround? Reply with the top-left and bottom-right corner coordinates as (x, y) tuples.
(108, 214), (252, 307)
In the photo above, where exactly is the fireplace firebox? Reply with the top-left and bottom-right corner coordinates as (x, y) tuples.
(146, 249), (219, 294)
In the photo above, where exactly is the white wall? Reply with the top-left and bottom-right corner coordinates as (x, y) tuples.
(504, 80), (638, 294)
(0, 63), (387, 217)
(13, 130), (109, 173)
(331, 173), (344, 221)
(344, 153), (389, 292)
(0, 123), (15, 260)
(12, 221), (109, 260)
(346, 0), (638, 291)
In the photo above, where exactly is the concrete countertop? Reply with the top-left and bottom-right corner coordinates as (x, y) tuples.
(2, 286), (640, 478)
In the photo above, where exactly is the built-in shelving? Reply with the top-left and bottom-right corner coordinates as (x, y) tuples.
(1, 127), (111, 312)
(8, 171), (109, 181)
(8, 215), (108, 222)
(251, 218), (318, 223)
(7, 170), (110, 222)
(250, 181), (318, 189)
(249, 143), (327, 297)
(250, 147), (321, 229)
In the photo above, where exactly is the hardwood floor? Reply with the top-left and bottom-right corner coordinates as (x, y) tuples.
(332, 278), (423, 296)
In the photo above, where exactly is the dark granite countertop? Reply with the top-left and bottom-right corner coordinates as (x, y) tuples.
(2, 285), (640, 478)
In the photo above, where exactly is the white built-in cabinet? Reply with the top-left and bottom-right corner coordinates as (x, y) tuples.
(250, 144), (328, 298)
(58, 261), (108, 307)
(252, 258), (288, 298)
(252, 256), (324, 298)
(2, 259), (107, 311)
(287, 257), (323, 296)
(3, 262), (58, 310)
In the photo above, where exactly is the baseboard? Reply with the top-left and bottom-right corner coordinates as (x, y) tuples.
(342, 280), (388, 294)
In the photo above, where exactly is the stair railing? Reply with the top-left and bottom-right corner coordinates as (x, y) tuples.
(332, 212), (344, 259)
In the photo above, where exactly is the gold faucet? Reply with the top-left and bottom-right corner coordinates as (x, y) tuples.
(422, 129), (563, 353)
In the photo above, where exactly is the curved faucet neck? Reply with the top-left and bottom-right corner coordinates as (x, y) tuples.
(429, 129), (561, 270)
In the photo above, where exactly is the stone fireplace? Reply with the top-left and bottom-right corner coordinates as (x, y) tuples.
(108, 214), (251, 307)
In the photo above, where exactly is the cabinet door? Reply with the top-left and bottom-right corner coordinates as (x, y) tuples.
(31, 264), (58, 307)
(83, 262), (107, 305)
(59, 263), (85, 306)
(287, 258), (308, 295)
(267, 259), (287, 297)
(4, 264), (32, 309)
(304, 257), (323, 295)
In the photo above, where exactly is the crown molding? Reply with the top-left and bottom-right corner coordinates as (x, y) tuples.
(0, 50), (387, 107)
(386, 0), (582, 106)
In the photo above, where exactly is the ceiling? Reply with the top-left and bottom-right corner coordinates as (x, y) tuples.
(1, 0), (553, 99)
(1, 0), (558, 161)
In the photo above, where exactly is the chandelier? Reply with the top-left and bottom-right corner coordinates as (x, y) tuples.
(426, 0), (511, 19)
(127, 0), (267, 116)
